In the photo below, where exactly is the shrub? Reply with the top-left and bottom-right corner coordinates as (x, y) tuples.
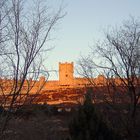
(69, 88), (122, 140)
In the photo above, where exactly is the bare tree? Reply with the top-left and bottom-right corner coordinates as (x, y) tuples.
(78, 18), (140, 137)
(0, 0), (64, 136)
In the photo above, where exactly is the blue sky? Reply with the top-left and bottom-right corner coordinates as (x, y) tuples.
(46, 0), (140, 80)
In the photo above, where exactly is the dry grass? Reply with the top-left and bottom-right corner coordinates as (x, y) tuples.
(2, 111), (70, 140)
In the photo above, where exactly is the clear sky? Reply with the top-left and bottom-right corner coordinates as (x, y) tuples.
(45, 0), (140, 80)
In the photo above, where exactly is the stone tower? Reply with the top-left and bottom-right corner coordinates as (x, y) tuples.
(59, 62), (74, 85)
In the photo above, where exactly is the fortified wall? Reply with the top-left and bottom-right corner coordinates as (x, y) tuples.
(0, 62), (125, 95)
(0, 62), (139, 105)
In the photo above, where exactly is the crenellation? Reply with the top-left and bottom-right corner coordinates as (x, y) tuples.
(0, 62), (134, 96)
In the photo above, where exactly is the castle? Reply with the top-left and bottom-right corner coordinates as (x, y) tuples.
(37, 62), (123, 91)
(0, 62), (131, 105)
(0, 62), (125, 94)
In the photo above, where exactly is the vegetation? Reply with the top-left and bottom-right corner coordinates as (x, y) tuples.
(0, 0), (64, 136)
(69, 88), (122, 140)
(78, 17), (140, 139)
(0, 1), (140, 139)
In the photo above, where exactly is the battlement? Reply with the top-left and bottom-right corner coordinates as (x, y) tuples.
(0, 62), (137, 96)
(59, 62), (73, 65)
(0, 62), (139, 107)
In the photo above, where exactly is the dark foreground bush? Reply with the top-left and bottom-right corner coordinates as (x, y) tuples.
(0, 106), (6, 115)
(69, 88), (122, 140)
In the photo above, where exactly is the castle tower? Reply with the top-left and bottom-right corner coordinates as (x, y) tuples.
(59, 62), (74, 85)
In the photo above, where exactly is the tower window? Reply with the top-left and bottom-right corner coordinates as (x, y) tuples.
(66, 74), (68, 77)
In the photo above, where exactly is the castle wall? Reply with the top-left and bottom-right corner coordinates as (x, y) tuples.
(0, 62), (136, 97)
